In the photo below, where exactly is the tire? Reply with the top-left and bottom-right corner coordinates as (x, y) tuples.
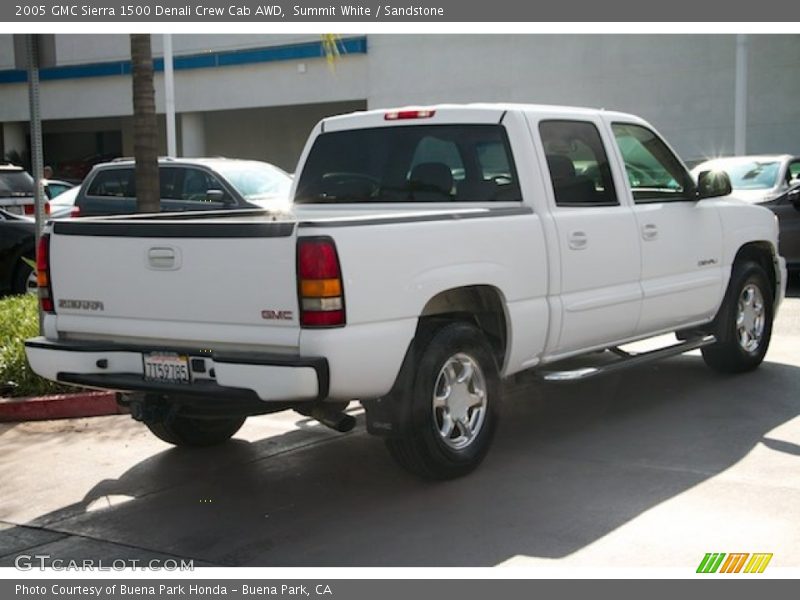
(146, 413), (246, 447)
(702, 260), (774, 374)
(12, 259), (37, 295)
(385, 321), (501, 480)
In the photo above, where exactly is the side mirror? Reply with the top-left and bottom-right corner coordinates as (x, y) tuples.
(206, 189), (230, 204)
(696, 170), (732, 199)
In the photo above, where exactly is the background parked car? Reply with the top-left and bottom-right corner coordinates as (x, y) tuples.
(692, 155), (800, 272)
(45, 185), (80, 219)
(1, 163), (76, 216)
(0, 163), (34, 216)
(74, 157), (292, 217)
(44, 179), (75, 199)
(0, 208), (36, 296)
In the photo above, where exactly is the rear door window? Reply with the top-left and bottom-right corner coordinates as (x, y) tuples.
(0, 170), (34, 196)
(539, 120), (619, 207)
(295, 124), (522, 203)
(86, 169), (134, 198)
(788, 160), (800, 184)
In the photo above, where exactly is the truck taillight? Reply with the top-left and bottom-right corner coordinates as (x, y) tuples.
(69, 205), (81, 218)
(297, 237), (345, 327)
(36, 234), (55, 313)
(24, 204), (35, 215)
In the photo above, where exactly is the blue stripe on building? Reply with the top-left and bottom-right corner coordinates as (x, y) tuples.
(0, 36), (367, 85)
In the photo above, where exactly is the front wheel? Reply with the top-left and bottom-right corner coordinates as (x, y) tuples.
(385, 322), (500, 480)
(146, 413), (246, 447)
(702, 260), (774, 373)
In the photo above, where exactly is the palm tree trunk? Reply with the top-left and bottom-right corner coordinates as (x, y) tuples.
(129, 34), (160, 213)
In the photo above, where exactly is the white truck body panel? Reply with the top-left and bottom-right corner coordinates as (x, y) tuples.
(49, 222), (301, 350)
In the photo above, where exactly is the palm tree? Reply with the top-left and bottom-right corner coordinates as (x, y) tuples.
(127, 34), (342, 215)
(129, 34), (159, 213)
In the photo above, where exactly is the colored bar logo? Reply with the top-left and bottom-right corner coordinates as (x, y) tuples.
(696, 553), (773, 573)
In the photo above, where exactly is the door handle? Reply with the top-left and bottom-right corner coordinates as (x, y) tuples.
(642, 223), (659, 241)
(568, 231), (588, 250)
(147, 247), (179, 270)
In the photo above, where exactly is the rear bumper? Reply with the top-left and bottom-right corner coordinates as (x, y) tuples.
(24, 337), (328, 402)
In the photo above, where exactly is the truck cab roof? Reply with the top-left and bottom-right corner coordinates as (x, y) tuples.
(321, 102), (648, 132)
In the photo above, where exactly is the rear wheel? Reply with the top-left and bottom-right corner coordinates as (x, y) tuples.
(702, 260), (774, 373)
(385, 322), (500, 480)
(146, 413), (246, 447)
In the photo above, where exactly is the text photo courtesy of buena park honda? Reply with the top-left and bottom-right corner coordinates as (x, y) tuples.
(1, 32), (800, 572)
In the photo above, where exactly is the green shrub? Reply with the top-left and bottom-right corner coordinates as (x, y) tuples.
(0, 294), (73, 397)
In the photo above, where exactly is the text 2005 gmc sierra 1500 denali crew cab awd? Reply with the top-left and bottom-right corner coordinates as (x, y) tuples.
(26, 104), (787, 479)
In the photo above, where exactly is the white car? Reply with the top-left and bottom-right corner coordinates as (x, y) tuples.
(45, 185), (80, 219)
(25, 104), (787, 479)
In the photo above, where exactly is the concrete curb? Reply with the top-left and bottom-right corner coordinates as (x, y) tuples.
(0, 391), (127, 422)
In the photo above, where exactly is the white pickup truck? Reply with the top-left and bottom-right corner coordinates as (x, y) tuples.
(26, 104), (787, 479)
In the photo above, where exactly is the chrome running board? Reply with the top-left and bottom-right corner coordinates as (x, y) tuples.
(539, 335), (716, 382)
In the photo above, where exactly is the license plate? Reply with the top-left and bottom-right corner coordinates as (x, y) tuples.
(142, 352), (190, 384)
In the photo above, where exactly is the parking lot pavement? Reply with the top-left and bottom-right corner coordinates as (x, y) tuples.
(1, 280), (799, 568)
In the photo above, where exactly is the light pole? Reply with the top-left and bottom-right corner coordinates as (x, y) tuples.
(163, 34), (177, 157)
(25, 34), (45, 331)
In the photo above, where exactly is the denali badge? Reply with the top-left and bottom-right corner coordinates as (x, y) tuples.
(58, 299), (105, 311)
(698, 258), (718, 267)
(261, 310), (293, 321)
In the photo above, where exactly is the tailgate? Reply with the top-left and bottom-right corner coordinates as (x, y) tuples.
(48, 217), (301, 350)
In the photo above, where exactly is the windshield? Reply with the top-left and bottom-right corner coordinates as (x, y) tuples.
(295, 124), (522, 204)
(214, 163), (292, 201)
(0, 170), (34, 197)
(698, 159), (781, 191)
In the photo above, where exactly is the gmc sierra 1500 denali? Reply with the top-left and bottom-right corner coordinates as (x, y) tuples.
(26, 104), (787, 479)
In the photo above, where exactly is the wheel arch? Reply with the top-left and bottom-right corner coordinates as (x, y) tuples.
(417, 284), (510, 371)
(733, 241), (780, 305)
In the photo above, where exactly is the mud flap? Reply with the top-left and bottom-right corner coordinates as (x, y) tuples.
(361, 319), (444, 437)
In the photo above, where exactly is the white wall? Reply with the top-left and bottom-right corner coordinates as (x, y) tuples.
(0, 36), (15, 70)
(746, 35), (800, 155)
(163, 54), (368, 114)
(0, 36), (368, 122)
(366, 35), (745, 159)
(203, 100), (366, 171)
(53, 34), (322, 65)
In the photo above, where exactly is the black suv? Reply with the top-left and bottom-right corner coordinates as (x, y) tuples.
(0, 208), (36, 296)
(0, 163), (35, 216)
(74, 157), (292, 217)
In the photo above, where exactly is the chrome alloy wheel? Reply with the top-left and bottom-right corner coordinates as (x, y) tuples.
(432, 353), (487, 450)
(737, 283), (765, 353)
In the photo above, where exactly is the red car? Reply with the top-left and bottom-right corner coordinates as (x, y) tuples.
(58, 153), (119, 183)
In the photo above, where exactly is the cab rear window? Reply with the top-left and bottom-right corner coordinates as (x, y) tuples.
(295, 125), (522, 204)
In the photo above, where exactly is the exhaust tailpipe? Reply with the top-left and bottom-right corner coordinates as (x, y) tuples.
(296, 404), (356, 433)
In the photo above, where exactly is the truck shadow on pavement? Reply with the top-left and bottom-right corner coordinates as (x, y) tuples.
(1, 353), (799, 567)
